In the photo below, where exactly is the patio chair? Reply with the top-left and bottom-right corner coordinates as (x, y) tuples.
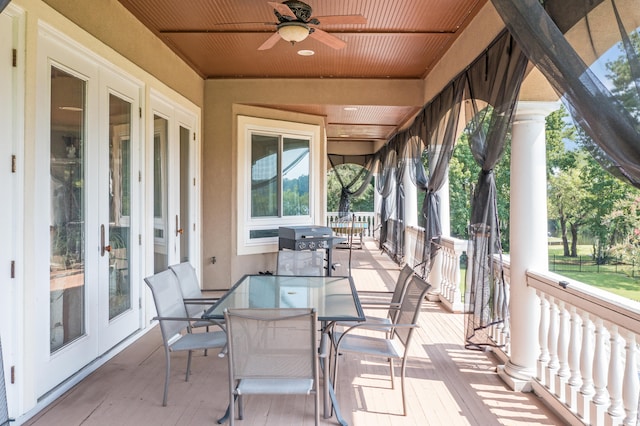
(144, 269), (227, 406)
(169, 262), (221, 317)
(337, 264), (414, 332)
(276, 250), (326, 276)
(332, 275), (431, 416)
(169, 262), (223, 322)
(224, 308), (320, 426)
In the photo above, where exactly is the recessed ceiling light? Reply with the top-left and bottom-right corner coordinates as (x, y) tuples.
(339, 134), (349, 138)
(297, 49), (315, 56)
(343, 107), (358, 111)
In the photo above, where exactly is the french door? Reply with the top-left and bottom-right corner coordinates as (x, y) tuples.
(151, 97), (198, 272)
(37, 33), (142, 395)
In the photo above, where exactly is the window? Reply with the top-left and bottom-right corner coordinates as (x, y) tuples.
(250, 134), (310, 219)
(238, 116), (321, 255)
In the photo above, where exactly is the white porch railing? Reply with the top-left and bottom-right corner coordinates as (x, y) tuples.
(404, 226), (467, 312)
(491, 256), (640, 426)
(326, 212), (377, 237)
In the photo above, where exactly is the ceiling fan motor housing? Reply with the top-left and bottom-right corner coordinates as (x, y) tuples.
(282, 0), (313, 22)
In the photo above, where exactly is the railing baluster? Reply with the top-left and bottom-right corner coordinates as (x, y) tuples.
(591, 319), (609, 425)
(567, 306), (582, 412)
(579, 313), (595, 425)
(538, 292), (550, 385)
(547, 297), (560, 393)
(608, 325), (625, 421)
(622, 331), (639, 425)
(556, 301), (570, 402)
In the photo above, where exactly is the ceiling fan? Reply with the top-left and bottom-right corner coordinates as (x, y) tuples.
(258, 1), (366, 50)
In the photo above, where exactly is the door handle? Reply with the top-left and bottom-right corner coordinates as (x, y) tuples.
(100, 224), (111, 257)
(176, 215), (183, 236)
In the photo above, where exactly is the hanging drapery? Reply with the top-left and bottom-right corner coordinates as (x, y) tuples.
(462, 31), (528, 350)
(327, 154), (375, 219)
(491, 0), (640, 188)
(374, 139), (405, 260)
(407, 76), (466, 278)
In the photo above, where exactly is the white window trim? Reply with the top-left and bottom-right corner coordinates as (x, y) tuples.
(237, 115), (321, 255)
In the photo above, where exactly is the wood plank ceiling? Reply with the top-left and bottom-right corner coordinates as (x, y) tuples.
(118, 0), (487, 144)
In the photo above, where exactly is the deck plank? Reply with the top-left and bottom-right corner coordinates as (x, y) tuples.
(24, 239), (564, 426)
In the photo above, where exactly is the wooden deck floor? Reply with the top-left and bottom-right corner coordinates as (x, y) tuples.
(25, 240), (563, 426)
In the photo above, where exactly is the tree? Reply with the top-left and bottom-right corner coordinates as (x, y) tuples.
(448, 134), (480, 239)
(605, 195), (640, 266)
(326, 163), (374, 212)
(547, 153), (590, 257)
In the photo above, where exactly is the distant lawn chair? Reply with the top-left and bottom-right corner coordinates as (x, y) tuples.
(144, 269), (226, 406)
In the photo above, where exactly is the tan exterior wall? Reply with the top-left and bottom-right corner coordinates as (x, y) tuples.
(202, 79), (424, 287)
(41, 0), (204, 107)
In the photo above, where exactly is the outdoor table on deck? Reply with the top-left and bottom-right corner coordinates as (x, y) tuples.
(203, 274), (365, 426)
(330, 221), (368, 249)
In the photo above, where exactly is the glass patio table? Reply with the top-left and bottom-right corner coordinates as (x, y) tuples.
(203, 274), (365, 425)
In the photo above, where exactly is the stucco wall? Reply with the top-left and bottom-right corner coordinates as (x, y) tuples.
(202, 79), (424, 288)
(41, 0), (204, 107)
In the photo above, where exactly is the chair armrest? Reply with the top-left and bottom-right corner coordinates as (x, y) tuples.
(357, 291), (394, 304)
(183, 297), (220, 305)
(152, 315), (219, 323)
(319, 333), (330, 359)
(341, 322), (419, 333)
(360, 302), (400, 309)
(334, 323), (419, 347)
(357, 290), (393, 296)
(201, 289), (228, 296)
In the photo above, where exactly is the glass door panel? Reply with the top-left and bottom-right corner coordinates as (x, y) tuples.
(108, 94), (132, 320)
(179, 126), (190, 263)
(153, 116), (169, 273)
(49, 67), (86, 352)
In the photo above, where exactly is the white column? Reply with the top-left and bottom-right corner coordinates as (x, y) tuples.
(373, 174), (381, 239)
(499, 101), (559, 390)
(438, 171), (451, 237)
(426, 146), (445, 295)
(403, 160), (418, 228)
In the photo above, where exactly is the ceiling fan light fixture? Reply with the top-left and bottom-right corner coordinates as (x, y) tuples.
(277, 22), (310, 45)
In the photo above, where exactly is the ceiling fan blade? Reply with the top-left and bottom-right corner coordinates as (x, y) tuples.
(268, 1), (296, 19)
(309, 28), (346, 49)
(312, 15), (367, 25)
(258, 32), (282, 50)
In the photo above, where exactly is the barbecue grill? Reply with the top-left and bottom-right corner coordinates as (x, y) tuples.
(278, 226), (344, 276)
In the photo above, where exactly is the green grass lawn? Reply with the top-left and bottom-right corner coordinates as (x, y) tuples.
(459, 244), (640, 302)
(547, 244), (640, 302)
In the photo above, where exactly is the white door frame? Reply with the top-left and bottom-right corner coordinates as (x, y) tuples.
(0, 3), (25, 418)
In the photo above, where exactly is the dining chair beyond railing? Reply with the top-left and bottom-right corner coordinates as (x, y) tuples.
(276, 250), (326, 276)
(332, 275), (431, 416)
(224, 308), (320, 426)
(144, 269), (227, 406)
